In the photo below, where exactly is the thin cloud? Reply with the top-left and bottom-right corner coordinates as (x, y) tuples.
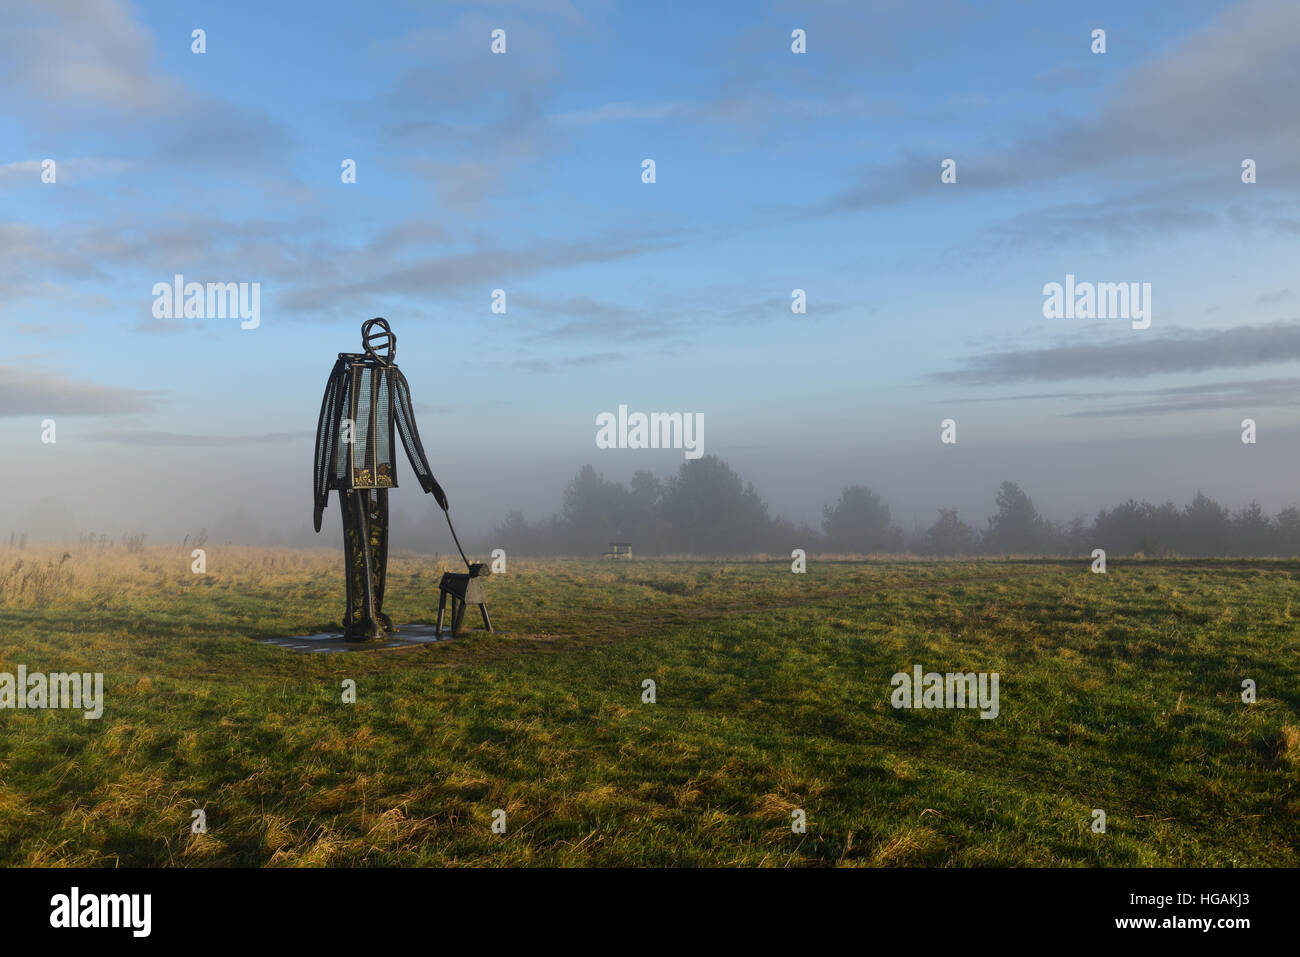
(502, 351), (624, 374)
(83, 430), (311, 446)
(1062, 377), (1300, 418)
(931, 322), (1300, 385)
(0, 157), (131, 188)
(820, 0), (1300, 215)
(551, 100), (688, 126)
(0, 1), (292, 171)
(0, 0), (181, 115)
(279, 231), (682, 316)
(0, 365), (158, 416)
(940, 376), (1300, 417)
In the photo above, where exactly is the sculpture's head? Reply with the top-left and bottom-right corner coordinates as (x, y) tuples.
(362, 317), (396, 365)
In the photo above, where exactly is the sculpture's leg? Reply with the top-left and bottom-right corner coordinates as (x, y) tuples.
(339, 489), (362, 637)
(338, 489), (387, 640)
(368, 489), (393, 633)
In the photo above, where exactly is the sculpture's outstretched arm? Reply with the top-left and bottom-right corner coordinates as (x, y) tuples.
(312, 358), (346, 532)
(392, 367), (448, 510)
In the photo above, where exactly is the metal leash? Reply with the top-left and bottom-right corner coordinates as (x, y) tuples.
(443, 508), (472, 570)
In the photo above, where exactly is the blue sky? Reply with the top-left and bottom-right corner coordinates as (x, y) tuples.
(3, 0), (1299, 544)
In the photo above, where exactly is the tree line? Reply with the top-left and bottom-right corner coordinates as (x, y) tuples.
(485, 455), (1300, 558)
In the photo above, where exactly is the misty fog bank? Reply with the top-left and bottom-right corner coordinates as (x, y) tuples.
(11, 449), (1300, 560)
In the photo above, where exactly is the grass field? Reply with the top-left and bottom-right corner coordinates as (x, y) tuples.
(0, 544), (1297, 866)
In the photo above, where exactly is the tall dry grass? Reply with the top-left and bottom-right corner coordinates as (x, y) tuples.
(0, 543), (459, 609)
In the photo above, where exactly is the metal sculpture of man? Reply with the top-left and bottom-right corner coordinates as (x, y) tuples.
(312, 318), (448, 640)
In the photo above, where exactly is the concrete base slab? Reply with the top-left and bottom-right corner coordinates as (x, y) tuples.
(258, 622), (470, 654)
